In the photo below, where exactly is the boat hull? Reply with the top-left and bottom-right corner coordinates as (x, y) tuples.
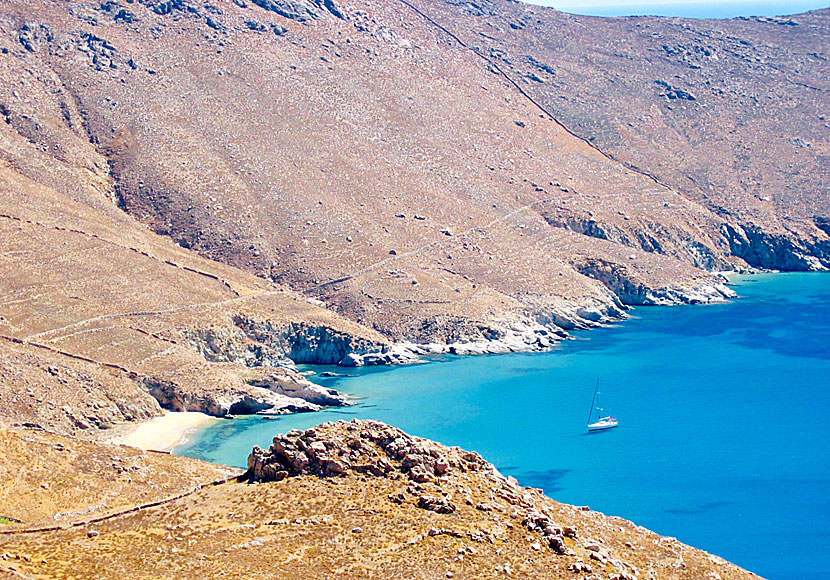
(587, 419), (618, 431)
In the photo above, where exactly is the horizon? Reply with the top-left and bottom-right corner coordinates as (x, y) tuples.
(523, 0), (830, 18)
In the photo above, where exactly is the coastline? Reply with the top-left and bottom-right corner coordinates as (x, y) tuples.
(107, 411), (219, 452)
(178, 272), (830, 580)
(104, 275), (767, 453)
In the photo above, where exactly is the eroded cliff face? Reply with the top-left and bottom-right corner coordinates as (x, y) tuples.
(572, 258), (736, 306)
(184, 326), (296, 369)
(141, 364), (352, 416)
(723, 223), (830, 271)
(230, 317), (391, 365)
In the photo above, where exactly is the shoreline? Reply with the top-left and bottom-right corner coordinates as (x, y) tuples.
(110, 274), (771, 454)
(178, 272), (828, 580)
(106, 411), (219, 452)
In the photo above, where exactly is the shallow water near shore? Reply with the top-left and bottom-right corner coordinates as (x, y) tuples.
(178, 272), (830, 580)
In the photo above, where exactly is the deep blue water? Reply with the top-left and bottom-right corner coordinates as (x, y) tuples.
(528, 1), (830, 19)
(179, 273), (830, 580)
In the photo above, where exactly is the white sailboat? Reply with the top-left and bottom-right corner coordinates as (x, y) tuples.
(587, 380), (618, 431)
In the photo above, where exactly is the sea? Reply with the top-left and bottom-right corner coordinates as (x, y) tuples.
(178, 273), (830, 580)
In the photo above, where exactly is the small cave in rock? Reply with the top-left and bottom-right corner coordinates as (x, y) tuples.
(228, 397), (272, 415)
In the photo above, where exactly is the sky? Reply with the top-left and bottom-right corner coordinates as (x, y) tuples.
(524, 0), (830, 18)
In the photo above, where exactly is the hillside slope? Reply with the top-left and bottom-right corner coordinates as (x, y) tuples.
(412, 0), (829, 270)
(0, 0), (758, 349)
(0, 18), (396, 432)
(0, 422), (764, 579)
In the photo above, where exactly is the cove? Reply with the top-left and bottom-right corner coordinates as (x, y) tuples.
(178, 273), (830, 580)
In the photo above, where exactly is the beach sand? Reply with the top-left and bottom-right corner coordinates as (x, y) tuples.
(109, 411), (218, 452)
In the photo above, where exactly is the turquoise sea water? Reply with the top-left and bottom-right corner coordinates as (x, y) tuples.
(179, 273), (830, 579)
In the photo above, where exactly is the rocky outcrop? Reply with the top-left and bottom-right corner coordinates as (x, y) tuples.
(573, 258), (735, 306)
(338, 347), (420, 366)
(246, 367), (350, 407)
(139, 367), (345, 417)
(185, 327), (296, 369)
(231, 317), (395, 365)
(247, 420), (578, 560)
(723, 223), (830, 271)
(654, 79), (696, 101)
(403, 323), (566, 357)
(247, 419), (490, 483)
(543, 214), (727, 272)
(250, 0), (344, 22)
(187, 317), (419, 368)
(402, 299), (627, 356)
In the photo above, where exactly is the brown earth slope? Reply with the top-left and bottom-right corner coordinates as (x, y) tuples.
(409, 0), (829, 270)
(0, 10), (400, 433)
(0, 144), (390, 433)
(0, 421), (764, 579)
(0, 0), (756, 351)
(0, 135), (397, 430)
(9, 0), (806, 437)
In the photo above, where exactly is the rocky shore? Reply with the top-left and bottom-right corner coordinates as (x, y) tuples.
(138, 271), (742, 419)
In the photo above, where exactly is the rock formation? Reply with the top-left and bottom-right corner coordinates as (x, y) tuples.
(247, 418), (487, 482)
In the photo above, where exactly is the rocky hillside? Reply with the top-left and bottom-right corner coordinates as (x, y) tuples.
(0, 421), (763, 579)
(0, 11), (402, 434)
(0, 136), (395, 432)
(413, 0), (829, 270)
(0, 0), (783, 354)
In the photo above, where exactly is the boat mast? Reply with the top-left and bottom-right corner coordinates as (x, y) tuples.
(587, 379), (599, 423)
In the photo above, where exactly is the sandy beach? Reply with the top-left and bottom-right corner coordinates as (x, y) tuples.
(109, 411), (218, 452)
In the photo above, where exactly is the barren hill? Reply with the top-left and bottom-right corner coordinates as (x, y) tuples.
(412, 0), (830, 270)
(0, 9), (399, 432)
(4, 0), (797, 352)
(0, 421), (763, 579)
(0, 0), (824, 443)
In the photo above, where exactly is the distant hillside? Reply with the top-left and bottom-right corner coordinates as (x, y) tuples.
(416, 1), (829, 269)
(3, 0), (796, 347)
(0, 0), (825, 429)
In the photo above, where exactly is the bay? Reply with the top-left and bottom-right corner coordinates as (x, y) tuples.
(178, 273), (830, 579)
